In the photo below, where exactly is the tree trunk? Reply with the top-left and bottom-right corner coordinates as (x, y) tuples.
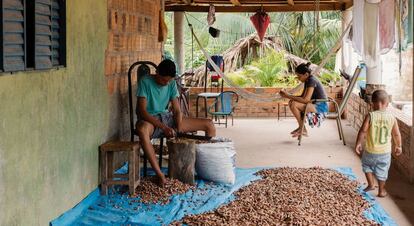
(167, 138), (196, 185)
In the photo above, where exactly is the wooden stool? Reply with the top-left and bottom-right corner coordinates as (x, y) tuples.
(99, 141), (140, 195)
(277, 101), (290, 120)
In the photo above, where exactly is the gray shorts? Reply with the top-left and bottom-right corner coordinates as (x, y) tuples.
(361, 151), (391, 181)
(138, 112), (175, 139)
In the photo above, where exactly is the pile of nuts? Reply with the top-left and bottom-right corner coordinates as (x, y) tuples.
(171, 167), (378, 225)
(153, 144), (168, 155)
(133, 177), (194, 205)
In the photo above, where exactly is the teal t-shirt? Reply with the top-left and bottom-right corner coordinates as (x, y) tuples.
(136, 75), (179, 115)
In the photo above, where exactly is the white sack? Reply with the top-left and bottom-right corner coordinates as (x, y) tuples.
(195, 137), (236, 185)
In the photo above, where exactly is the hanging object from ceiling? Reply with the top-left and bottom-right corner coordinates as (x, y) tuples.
(250, 9), (270, 42)
(158, 9), (168, 42)
(207, 4), (216, 26)
(209, 27), (220, 38)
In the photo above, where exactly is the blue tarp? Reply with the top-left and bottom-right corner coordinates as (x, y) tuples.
(51, 167), (396, 226)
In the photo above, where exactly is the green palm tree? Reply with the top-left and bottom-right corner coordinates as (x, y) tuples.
(164, 11), (341, 71)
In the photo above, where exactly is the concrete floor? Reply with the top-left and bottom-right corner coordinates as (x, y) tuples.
(215, 118), (414, 226)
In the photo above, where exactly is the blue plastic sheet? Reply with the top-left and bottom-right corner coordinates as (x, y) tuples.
(51, 167), (396, 226)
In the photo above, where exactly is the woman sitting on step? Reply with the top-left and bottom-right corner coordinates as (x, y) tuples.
(279, 62), (328, 137)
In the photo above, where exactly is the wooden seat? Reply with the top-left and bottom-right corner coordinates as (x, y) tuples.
(99, 141), (140, 195)
(277, 100), (290, 121)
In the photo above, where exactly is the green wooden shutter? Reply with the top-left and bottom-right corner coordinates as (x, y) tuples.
(51, 0), (59, 66)
(34, 0), (52, 69)
(1, 0), (26, 72)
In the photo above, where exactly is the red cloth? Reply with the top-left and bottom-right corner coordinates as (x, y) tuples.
(211, 74), (221, 81)
(379, 0), (395, 53)
(250, 11), (270, 42)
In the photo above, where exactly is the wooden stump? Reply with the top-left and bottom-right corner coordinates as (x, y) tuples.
(167, 138), (196, 185)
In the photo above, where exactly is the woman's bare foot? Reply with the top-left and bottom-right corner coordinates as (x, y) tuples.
(290, 128), (300, 134)
(378, 190), (388, 197)
(363, 186), (375, 192)
(292, 130), (308, 138)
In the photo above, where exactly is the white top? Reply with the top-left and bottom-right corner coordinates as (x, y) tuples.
(197, 92), (220, 98)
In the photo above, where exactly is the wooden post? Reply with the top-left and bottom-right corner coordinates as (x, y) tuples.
(174, 12), (185, 74)
(167, 138), (196, 185)
(100, 150), (108, 195)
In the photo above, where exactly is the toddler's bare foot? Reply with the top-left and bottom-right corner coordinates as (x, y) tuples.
(378, 190), (388, 197)
(363, 186), (375, 192)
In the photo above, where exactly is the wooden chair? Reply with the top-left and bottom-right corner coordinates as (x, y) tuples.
(99, 141), (140, 195)
(127, 61), (165, 177)
(127, 61), (190, 176)
(297, 65), (363, 146)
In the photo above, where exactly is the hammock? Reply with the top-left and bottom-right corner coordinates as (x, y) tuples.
(186, 14), (353, 102)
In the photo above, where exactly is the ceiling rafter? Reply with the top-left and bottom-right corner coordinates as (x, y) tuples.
(230, 0), (242, 6)
(164, 0), (353, 11)
(165, 3), (344, 12)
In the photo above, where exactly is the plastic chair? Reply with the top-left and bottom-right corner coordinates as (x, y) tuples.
(207, 91), (239, 128)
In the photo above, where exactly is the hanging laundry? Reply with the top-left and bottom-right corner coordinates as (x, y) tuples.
(306, 112), (326, 128)
(363, 1), (379, 67)
(250, 10), (270, 42)
(379, 0), (395, 54)
(207, 4), (216, 26)
(399, 0), (413, 49)
(353, 0), (400, 58)
(158, 10), (168, 42)
(403, 0), (413, 45)
(352, 0), (364, 55)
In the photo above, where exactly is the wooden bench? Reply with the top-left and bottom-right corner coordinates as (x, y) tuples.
(99, 141), (140, 195)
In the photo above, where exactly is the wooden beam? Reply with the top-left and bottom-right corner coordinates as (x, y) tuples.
(230, 0), (241, 6)
(287, 0), (294, 6)
(165, 3), (343, 12)
(174, 0), (346, 6)
(343, 0), (353, 10)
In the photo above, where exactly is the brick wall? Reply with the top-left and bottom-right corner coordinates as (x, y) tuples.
(188, 87), (343, 118)
(348, 92), (414, 182)
(106, 0), (163, 139)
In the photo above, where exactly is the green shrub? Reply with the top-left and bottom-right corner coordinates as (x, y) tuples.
(226, 71), (253, 87)
(319, 71), (340, 86)
(226, 50), (302, 88)
(242, 50), (289, 87)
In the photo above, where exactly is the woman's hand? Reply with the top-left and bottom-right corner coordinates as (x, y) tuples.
(279, 90), (289, 98)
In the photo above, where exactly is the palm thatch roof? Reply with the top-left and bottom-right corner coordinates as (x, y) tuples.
(182, 34), (326, 87)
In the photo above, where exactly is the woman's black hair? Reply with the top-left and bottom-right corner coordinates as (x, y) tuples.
(295, 62), (312, 75)
(157, 59), (176, 77)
